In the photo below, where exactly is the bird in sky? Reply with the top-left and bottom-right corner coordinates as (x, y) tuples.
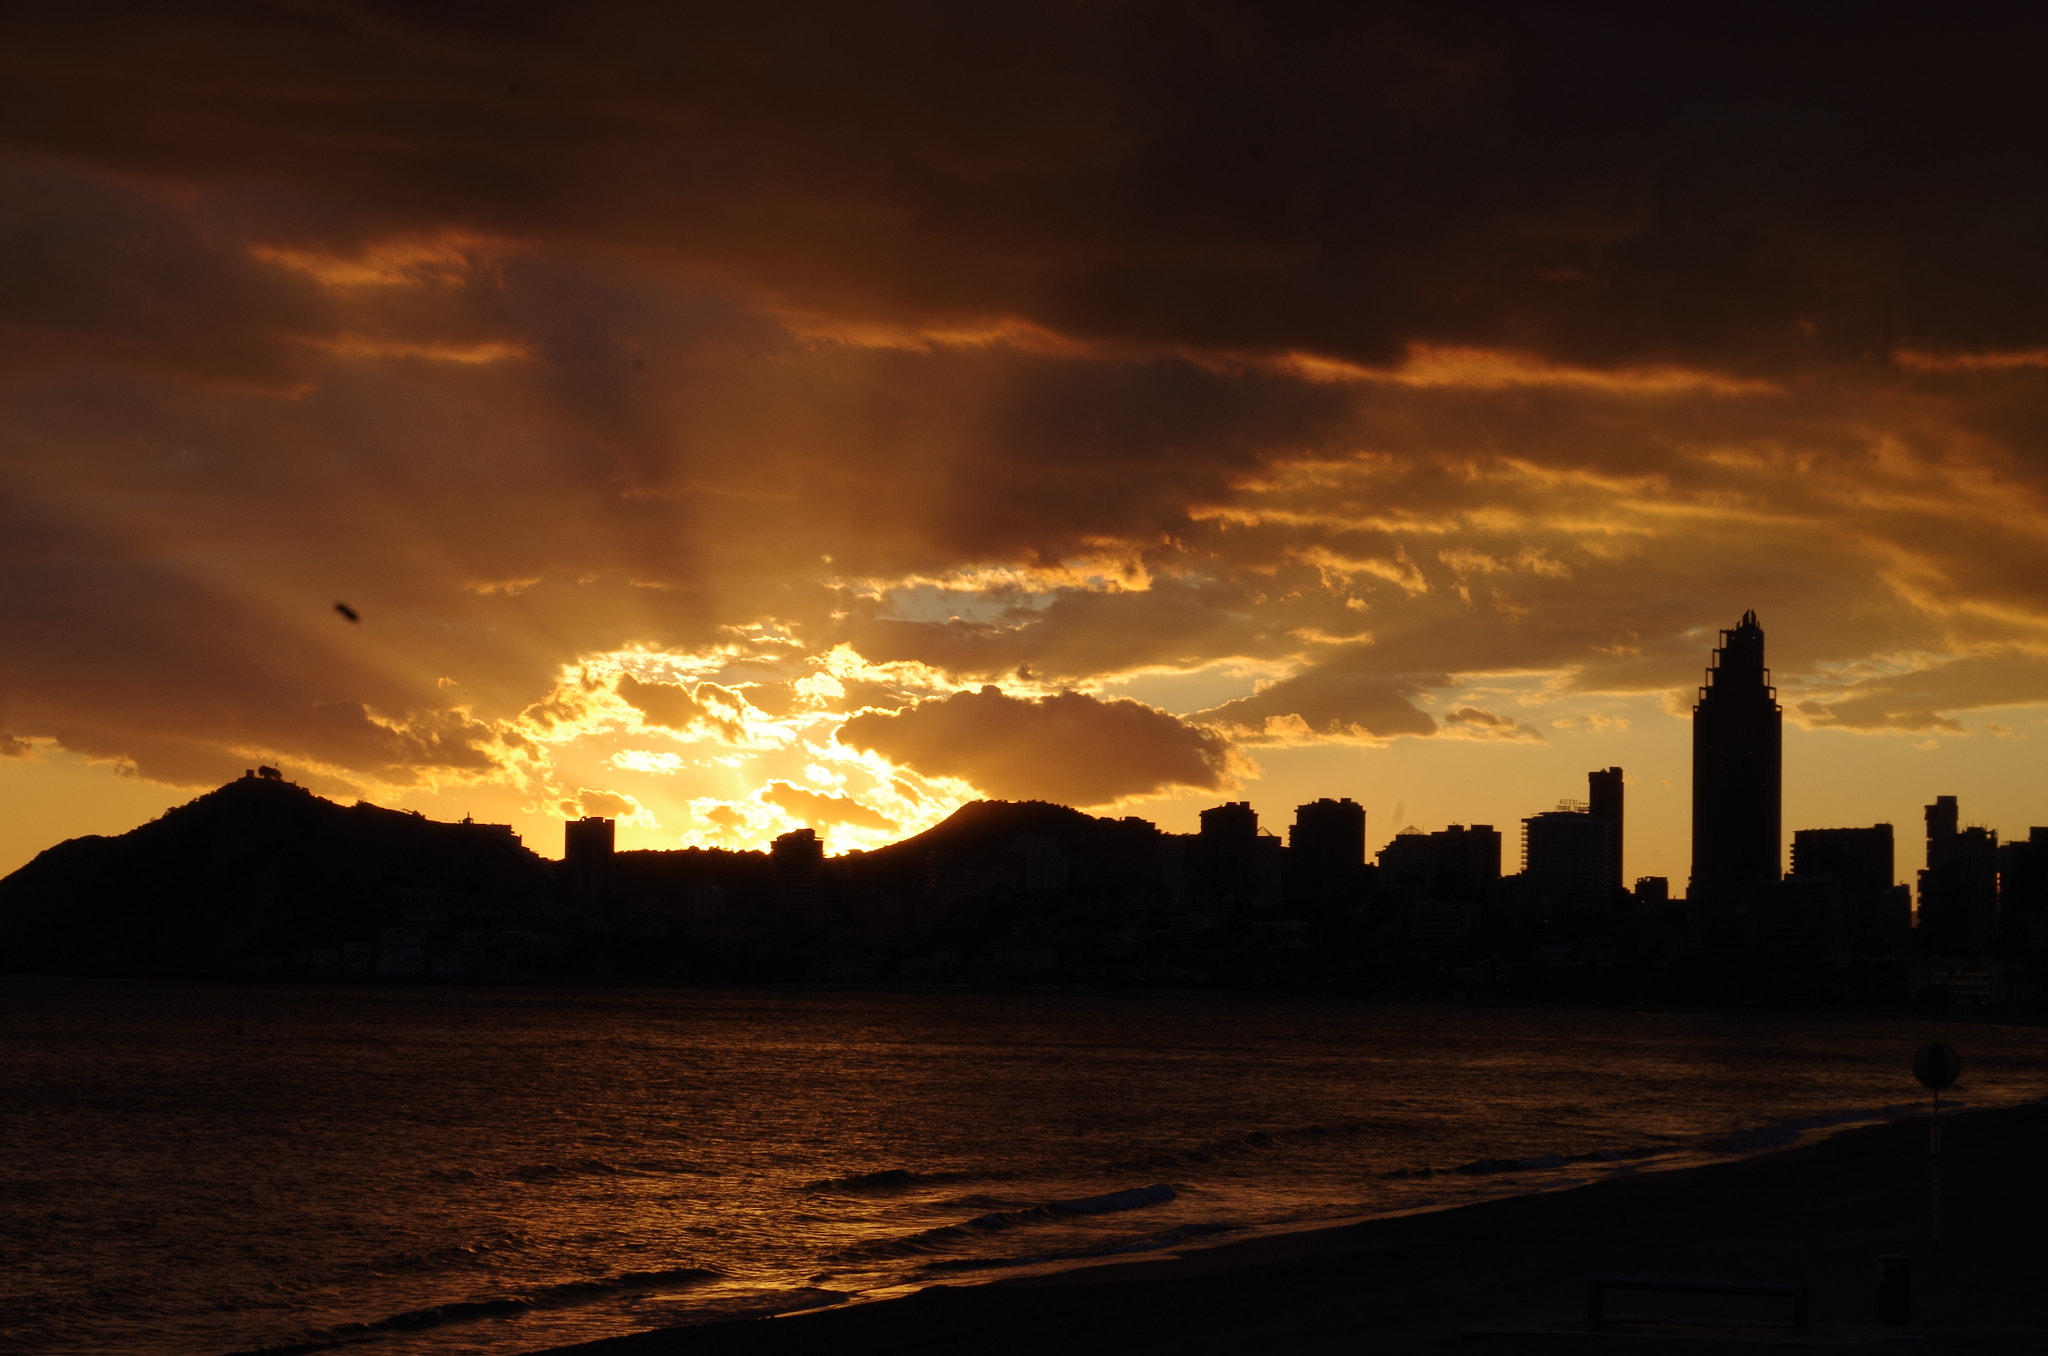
(334, 602), (360, 623)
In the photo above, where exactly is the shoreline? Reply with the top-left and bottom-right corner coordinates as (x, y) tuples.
(535, 1102), (2048, 1355)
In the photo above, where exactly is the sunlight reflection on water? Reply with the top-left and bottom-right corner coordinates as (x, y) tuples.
(0, 980), (2040, 1356)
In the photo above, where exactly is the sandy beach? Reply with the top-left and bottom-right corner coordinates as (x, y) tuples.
(537, 1103), (2048, 1355)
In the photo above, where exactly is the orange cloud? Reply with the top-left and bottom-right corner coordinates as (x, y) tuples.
(840, 687), (1232, 807)
(1197, 667), (1440, 744)
(1270, 344), (1781, 397)
(614, 674), (752, 741)
(1441, 706), (1545, 741)
(1894, 349), (2048, 373)
(561, 788), (641, 820)
(762, 781), (897, 833)
(1791, 651), (2048, 733)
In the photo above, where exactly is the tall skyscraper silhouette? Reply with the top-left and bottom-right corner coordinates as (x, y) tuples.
(1690, 610), (1782, 894)
(1587, 766), (1624, 897)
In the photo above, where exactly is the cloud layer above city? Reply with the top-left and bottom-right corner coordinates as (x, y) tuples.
(4, 3), (2047, 865)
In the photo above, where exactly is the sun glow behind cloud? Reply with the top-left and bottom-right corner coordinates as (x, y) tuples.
(485, 645), (999, 853)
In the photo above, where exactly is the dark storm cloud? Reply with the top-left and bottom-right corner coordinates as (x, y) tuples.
(4, 3), (2046, 369)
(0, 485), (463, 787)
(839, 686), (1232, 806)
(0, 161), (330, 385)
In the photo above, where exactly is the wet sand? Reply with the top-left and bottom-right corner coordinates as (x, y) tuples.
(538, 1103), (2048, 1354)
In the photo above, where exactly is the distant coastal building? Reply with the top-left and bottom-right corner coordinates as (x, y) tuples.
(2000, 827), (2048, 951)
(1377, 822), (1500, 903)
(1917, 795), (2000, 951)
(1522, 803), (1612, 902)
(1587, 766), (1624, 897)
(1690, 610), (1782, 895)
(458, 814), (520, 845)
(1287, 797), (1365, 911)
(1194, 801), (1261, 900)
(1521, 768), (1625, 906)
(565, 815), (616, 909)
(1791, 824), (1908, 955)
(771, 827), (825, 918)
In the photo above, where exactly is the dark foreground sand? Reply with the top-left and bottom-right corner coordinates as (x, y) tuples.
(540, 1104), (2048, 1355)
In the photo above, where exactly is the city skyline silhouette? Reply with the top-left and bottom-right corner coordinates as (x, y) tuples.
(3, 598), (2043, 891)
(7, 609), (2042, 1002)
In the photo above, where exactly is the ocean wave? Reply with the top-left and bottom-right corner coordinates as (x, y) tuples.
(803, 1120), (1387, 1192)
(479, 1155), (717, 1185)
(1715, 1106), (1895, 1150)
(1101, 1119), (1608, 1182)
(826, 1183), (1177, 1261)
(225, 1266), (722, 1355)
(1381, 1143), (1674, 1178)
(506, 1157), (630, 1182)
(621, 1158), (722, 1175)
(800, 1118), (1651, 1198)
(810, 1105), (1908, 1217)
(1372, 1106), (1902, 1179)
(805, 1167), (923, 1191)
(913, 1219), (1242, 1274)
(345, 1230), (535, 1279)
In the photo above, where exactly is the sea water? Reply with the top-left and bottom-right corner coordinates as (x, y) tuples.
(0, 979), (2040, 1356)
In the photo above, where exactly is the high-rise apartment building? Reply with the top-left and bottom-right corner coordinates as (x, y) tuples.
(564, 815), (616, 909)
(1376, 823), (1500, 901)
(1523, 805), (1613, 900)
(1999, 826), (2048, 951)
(1587, 766), (1624, 896)
(1917, 796), (1999, 951)
(1287, 797), (1366, 910)
(1791, 824), (1908, 954)
(1690, 610), (1782, 893)
(771, 826), (825, 917)
(1194, 801), (1263, 899)
(1518, 769), (1624, 905)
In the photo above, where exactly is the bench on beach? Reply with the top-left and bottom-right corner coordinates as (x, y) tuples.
(1586, 1275), (1810, 1334)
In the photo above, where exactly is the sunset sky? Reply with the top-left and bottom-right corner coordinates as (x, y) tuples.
(4, 3), (2048, 884)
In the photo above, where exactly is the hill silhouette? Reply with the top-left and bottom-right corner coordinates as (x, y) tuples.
(874, 799), (1103, 856)
(0, 778), (1174, 980)
(0, 774), (557, 974)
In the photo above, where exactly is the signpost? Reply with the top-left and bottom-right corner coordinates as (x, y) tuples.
(1912, 1041), (1960, 1252)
